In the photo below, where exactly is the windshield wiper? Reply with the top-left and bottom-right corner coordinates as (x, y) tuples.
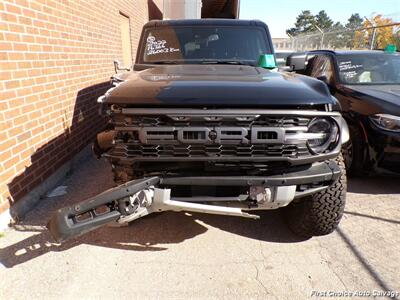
(148, 60), (255, 66)
(200, 60), (255, 66)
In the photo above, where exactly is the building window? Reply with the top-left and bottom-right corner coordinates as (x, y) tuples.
(119, 13), (132, 67)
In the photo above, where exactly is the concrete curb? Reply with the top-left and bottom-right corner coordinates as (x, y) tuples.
(0, 144), (92, 230)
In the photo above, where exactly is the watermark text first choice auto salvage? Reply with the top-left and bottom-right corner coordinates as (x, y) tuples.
(311, 290), (400, 298)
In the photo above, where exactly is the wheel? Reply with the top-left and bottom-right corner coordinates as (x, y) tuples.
(342, 124), (367, 176)
(283, 154), (347, 238)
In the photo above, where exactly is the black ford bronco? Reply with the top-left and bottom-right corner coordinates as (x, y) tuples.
(48, 19), (349, 242)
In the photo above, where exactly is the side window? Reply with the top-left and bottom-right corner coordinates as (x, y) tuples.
(309, 55), (335, 84)
(119, 13), (133, 68)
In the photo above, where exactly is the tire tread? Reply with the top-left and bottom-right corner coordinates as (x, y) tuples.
(284, 154), (347, 237)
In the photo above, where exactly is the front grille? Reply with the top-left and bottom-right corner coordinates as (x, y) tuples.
(108, 114), (314, 160)
(111, 144), (309, 158)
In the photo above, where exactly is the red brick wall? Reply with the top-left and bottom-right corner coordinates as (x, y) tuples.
(0, 0), (163, 215)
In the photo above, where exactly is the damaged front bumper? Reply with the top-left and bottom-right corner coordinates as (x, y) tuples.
(47, 161), (341, 242)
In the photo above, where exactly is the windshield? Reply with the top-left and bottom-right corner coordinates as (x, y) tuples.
(337, 53), (400, 85)
(140, 26), (271, 65)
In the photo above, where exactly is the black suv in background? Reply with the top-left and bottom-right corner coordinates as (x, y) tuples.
(288, 50), (400, 175)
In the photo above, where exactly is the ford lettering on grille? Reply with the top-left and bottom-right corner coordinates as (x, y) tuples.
(134, 127), (285, 145)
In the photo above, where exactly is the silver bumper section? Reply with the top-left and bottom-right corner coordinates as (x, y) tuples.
(47, 162), (341, 242)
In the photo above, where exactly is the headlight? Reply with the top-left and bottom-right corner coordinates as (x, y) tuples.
(307, 117), (339, 154)
(369, 114), (400, 132)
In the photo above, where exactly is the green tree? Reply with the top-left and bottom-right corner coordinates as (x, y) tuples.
(345, 13), (363, 29)
(315, 10), (334, 30)
(286, 10), (316, 36)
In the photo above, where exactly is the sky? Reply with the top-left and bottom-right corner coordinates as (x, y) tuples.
(240, 0), (400, 38)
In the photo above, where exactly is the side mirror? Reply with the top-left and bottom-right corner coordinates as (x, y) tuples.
(113, 60), (130, 73)
(286, 53), (307, 72)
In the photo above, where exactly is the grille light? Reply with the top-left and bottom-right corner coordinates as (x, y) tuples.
(307, 118), (339, 154)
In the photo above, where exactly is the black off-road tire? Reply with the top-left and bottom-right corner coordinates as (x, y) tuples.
(283, 155), (347, 238)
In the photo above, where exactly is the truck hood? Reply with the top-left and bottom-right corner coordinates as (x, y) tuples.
(106, 65), (334, 107)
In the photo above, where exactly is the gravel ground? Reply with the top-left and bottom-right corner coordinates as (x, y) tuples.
(0, 156), (399, 300)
